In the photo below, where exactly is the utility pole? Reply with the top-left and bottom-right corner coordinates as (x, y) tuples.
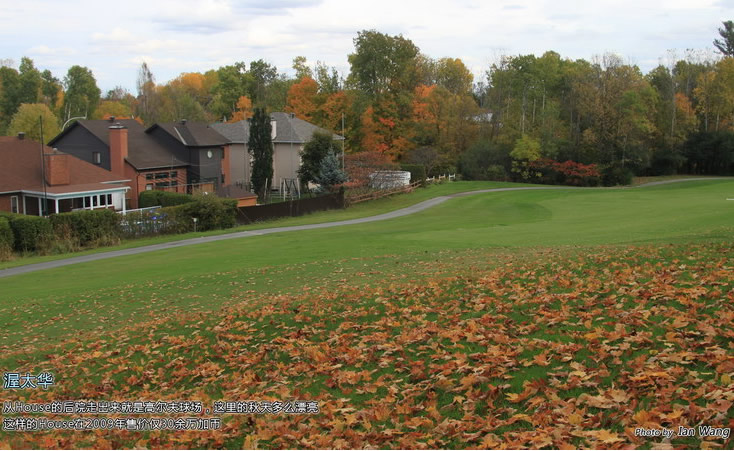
(39, 115), (48, 216)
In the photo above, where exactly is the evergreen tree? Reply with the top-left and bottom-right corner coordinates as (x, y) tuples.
(298, 131), (339, 187)
(714, 20), (734, 57)
(248, 107), (273, 201)
(314, 151), (348, 192)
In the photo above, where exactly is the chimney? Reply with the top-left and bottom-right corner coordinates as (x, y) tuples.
(270, 119), (277, 140)
(44, 150), (70, 186)
(17, 132), (25, 140)
(109, 123), (128, 176)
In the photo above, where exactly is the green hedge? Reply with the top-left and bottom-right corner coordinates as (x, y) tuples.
(179, 194), (237, 231)
(0, 217), (13, 259)
(50, 209), (121, 248)
(121, 194), (236, 238)
(6, 214), (53, 253)
(139, 190), (195, 208)
(400, 164), (427, 185)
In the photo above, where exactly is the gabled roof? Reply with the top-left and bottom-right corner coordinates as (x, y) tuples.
(148, 121), (229, 147)
(210, 112), (344, 145)
(0, 136), (129, 195)
(49, 119), (188, 170)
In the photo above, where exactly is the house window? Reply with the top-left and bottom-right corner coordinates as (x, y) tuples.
(92, 196), (98, 207)
(170, 171), (177, 178)
(107, 194), (112, 205)
(10, 196), (19, 213)
(93, 152), (101, 165)
(145, 184), (153, 191)
(146, 174), (154, 180)
(170, 180), (178, 187)
(84, 197), (91, 208)
(155, 172), (169, 179)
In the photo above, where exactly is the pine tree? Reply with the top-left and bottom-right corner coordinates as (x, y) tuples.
(248, 107), (273, 201)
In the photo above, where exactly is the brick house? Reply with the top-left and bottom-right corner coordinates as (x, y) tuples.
(0, 134), (129, 215)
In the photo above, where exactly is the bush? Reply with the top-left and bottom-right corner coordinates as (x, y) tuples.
(400, 164), (426, 185)
(601, 164), (634, 186)
(0, 217), (13, 260)
(486, 165), (508, 181)
(180, 194), (237, 231)
(50, 209), (121, 249)
(139, 190), (194, 208)
(526, 159), (601, 186)
(7, 214), (53, 253)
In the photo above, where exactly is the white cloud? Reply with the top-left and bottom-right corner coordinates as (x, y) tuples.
(0, 0), (731, 91)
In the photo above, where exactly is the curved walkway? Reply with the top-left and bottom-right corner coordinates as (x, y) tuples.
(0, 178), (729, 279)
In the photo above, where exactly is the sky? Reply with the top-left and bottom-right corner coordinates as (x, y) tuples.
(0, 0), (732, 93)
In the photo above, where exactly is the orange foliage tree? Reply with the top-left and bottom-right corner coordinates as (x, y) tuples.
(360, 99), (413, 161)
(285, 77), (319, 122)
(228, 96), (253, 122)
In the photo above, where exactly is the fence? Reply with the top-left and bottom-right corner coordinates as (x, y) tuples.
(426, 173), (457, 183)
(236, 190), (346, 224)
(346, 180), (422, 205)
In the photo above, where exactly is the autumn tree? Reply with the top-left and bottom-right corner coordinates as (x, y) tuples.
(8, 103), (60, 143)
(285, 77), (319, 121)
(248, 107), (273, 200)
(228, 96), (253, 122)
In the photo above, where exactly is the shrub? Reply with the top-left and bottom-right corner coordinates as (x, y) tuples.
(7, 214), (53, 253)
(179, 194), (237, 231)
(139, 190), (194, 208)
(486, 165), (508, 181)
(400, 164), (427, 185)
(50, 209), (121, 249)
(0, 217), (13, 260)
(601, 164), (634, 186)
(527, 159), (601, 186)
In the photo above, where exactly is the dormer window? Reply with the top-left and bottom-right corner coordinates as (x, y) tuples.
(93, 152), (101, 165)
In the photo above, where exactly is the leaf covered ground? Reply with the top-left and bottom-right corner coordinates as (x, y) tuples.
(1, 242), (733, 449)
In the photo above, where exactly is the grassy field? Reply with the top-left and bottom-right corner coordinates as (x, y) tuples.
(1, 179), (733, 449)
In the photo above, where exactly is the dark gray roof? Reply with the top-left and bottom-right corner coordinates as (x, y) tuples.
(149, 121), (229, 147)
(51, 119), (188, 170)
(210, 112), (344, 145)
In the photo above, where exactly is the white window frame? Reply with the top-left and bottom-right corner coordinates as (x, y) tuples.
(10, 195), (19, 213)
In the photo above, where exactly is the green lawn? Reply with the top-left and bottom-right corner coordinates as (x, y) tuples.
(1, 179), (733, 449)
(0, 181), (520, 271)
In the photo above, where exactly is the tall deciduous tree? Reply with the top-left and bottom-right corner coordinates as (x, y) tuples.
(8, 103), (60, 143)
(248, 107), (273, 200)
(347, 29), (419, 98)
(63, 65), (101, 122)
(136, 62), (158, 123)
(0, 65), (21, 133)
(18, 57), (41, 104)
(714, 20), (734, 57)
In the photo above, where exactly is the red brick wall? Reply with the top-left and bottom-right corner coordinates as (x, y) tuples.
(44, 153), (70, 186)
(0, 194), (13, 213)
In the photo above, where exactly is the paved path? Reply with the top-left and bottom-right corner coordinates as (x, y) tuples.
(0, 178), (730, 279)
